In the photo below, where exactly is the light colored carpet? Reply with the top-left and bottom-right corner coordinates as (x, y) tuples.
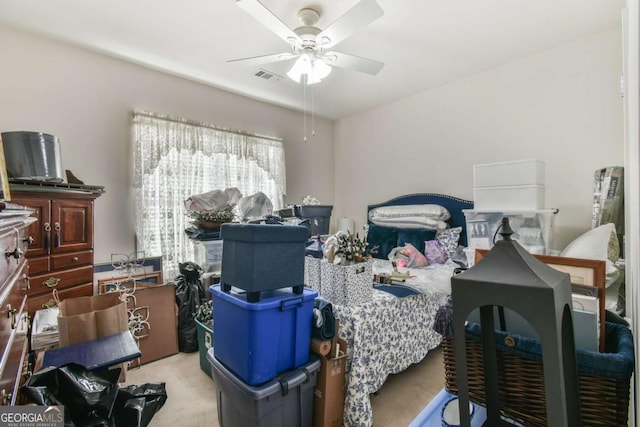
(125, 347), (445, 426)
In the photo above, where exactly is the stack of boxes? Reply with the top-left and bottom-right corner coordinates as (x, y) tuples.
(206, 223), (320, 427)
(464, 159), (558, 260)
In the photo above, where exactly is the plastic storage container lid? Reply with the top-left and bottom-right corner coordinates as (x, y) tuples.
(210, 285), (317, 310)
(295, 205), (333, 216)
(207, 348), (320, 398)
(220, 223), (308, 242)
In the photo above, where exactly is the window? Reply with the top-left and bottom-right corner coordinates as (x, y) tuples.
(132, 111), (286, 279)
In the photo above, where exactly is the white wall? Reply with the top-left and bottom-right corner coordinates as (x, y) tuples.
(0, 25), (334, 264)
(334, 27), (624, 251)
(0, 24), (625, 259)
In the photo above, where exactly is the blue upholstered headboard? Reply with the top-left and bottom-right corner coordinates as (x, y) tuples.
(366, 193), (474, 259)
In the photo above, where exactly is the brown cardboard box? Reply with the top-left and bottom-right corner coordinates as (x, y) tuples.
(313, 337), (347, 427)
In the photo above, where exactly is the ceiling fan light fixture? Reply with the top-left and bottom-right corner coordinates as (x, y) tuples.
(313, 57), (331, 79)
(286, 54), (311, 83)
(286, 54), (331, 84)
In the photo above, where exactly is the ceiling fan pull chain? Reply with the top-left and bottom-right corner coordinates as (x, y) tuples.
(311, 84), (315, 137)
(303, 76), (307, 143)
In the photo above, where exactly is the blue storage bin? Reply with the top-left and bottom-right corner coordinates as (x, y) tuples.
(220, 224), (308, 300)
(211, 284), (317, 386)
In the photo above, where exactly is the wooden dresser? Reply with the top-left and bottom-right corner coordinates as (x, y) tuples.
(0, 203), (36, 405)
(9, 180), (104, 315)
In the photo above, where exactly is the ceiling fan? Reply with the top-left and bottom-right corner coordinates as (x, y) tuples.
(229, 0), (385, 84)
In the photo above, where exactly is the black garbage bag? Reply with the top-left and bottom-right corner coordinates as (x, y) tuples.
(112, 383), (167, 427)
(174, 261), (206, 352)
(22, 364), (168, 427)
(22, 363), (121, 426)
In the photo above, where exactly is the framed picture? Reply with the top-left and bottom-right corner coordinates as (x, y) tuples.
(0, 134), (11, 202)
(474, 249), (606, 351)
(98, 271), (163, 294)
(94, 254), (163, 290)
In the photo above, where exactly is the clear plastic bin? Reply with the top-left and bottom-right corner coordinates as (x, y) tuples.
(463, 209), (558, 254)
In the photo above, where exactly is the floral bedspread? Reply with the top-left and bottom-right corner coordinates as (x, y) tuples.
(334, 289), (448, 427)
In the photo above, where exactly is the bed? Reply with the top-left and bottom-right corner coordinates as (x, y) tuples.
(332, 193), (473, 427)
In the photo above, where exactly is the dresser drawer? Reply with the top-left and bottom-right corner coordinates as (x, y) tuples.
(28, 283), (94, 313)
(0, 317), (28, 406)
(27, 257), (50, 276)
(0, 228), (27, 292)
(0, 262), (29, 355)
(51, 250), (93, 271)
(28, 265), (94, 297)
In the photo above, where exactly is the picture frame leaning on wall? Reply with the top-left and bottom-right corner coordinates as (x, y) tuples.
(474, 249), (606, 351)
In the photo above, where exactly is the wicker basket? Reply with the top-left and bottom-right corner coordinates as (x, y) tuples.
(442, 322), (634, 426)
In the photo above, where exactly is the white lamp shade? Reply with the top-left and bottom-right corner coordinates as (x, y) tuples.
(337, 217), (355, 234)
(287, 54), (331, 85)
(286, 54), (312, 83)
(312, 58), (331, 80)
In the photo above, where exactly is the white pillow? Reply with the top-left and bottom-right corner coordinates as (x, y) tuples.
(369, 216), (448, 230)
(369, 204), (451, 221)
(560, 223), (618, 263)
(560, 223), (620, 285)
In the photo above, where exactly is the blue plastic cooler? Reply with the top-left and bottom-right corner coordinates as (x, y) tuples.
(211, 285), (317, 386)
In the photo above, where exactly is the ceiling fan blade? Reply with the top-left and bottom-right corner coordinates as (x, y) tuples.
(236, 0), (301, 45)
(228, 52), (298, 67)
(325, 51), (384, 75)
(317, 0), (384, 49)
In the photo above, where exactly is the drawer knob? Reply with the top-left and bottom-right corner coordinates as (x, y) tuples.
(22, 236), (34, 244)
(72, 256), (79, 262)
(4, 248), (23, 259)
(43, 277), (61, 288)
(21, 274), (30, 291)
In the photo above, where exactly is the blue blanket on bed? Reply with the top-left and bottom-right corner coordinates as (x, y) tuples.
(373, 283), (421, 298)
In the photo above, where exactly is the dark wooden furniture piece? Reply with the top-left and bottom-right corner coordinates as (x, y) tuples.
(0, 202), (36, 405)
(9, 180), (104, 315)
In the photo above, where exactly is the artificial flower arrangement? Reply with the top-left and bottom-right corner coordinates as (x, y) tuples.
(186, 205), (236, 224)
(302, 195), (320, 205)
(185, 187), (241, 229)
(323, 231), (379, 265)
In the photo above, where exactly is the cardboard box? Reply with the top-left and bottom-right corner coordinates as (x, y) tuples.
(313, 337), (347, 427)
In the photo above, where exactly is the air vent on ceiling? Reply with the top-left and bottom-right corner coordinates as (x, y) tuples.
(254, 69), (282, 83)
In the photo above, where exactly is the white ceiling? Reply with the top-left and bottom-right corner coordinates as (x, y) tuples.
(0, 0), (625, 119)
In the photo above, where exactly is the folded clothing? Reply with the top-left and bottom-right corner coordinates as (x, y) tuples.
(312, 298), (335, 341)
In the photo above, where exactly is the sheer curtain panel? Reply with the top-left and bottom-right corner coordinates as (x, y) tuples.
(132, 111), (286, 279)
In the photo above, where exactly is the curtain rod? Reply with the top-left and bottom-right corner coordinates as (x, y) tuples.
(132, 110), (283, 143)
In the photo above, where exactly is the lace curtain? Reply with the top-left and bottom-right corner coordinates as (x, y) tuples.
(132, 111), (286, 279)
